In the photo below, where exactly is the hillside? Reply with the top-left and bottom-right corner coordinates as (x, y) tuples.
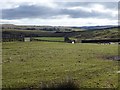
(75, 28), (119, 39)
(1, 24), (83, 32)
(2, 24), (119, 40)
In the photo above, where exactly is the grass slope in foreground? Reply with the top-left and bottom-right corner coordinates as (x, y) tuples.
(2, 42), (118, 88)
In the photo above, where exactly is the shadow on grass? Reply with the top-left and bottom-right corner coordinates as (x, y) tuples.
(2, 79), (116, 90)
(40, 79), (79, 90)
(19, 77), (80, 90)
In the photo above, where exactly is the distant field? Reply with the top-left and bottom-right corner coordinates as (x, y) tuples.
(2, 42), (119, 88)
(33, 37), (76, 42)
(34, 37), (64, 42)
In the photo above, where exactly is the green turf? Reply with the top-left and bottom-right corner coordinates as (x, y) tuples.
(2, 42), (119, 88)
(33, 37), (76, 42)
(34, 37), (64, 42)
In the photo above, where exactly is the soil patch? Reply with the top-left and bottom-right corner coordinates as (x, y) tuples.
(105, 55), (120, 61)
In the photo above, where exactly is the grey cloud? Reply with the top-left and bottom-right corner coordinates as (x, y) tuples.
(2, 2), (117, 20)
(2, 5), (60, 19)
(57, 2), (92, 7)
(57, 2), (118, 9)
(61, 8), (114, 19)
(102, 2), (118, 9)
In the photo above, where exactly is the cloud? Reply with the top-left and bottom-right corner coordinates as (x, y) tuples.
(1, 1), (118, 26)
(2, 2), (117, 20)
(0, 0), (57, 9)
(2, 5), (59, 19)
(61, 7), (116, 19)
(59, 2), (117, 19)
(61, 2), (118, 9)
(0, 18), (117, 26)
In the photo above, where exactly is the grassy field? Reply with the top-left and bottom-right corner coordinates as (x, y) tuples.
(34, 37), (64, 42)
(33, 37), (76, 42)
(2, 41), (119, 89)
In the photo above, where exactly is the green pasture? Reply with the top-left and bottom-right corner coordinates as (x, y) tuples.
(34, 37), (64, 42)
(2, 41), (119, 88)
(33, 37), (76, 42)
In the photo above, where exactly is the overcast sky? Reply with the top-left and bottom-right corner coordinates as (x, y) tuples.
(0, 0), (119, 26)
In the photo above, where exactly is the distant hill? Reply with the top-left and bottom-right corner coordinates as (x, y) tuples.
(79, 25), (119, 30)
(75, 28), (118, 39)
(1, 24), (83, 32)
(1, 24), (119, 31)
(1, 24), (16, 29)
(2, 24), (119, 40)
